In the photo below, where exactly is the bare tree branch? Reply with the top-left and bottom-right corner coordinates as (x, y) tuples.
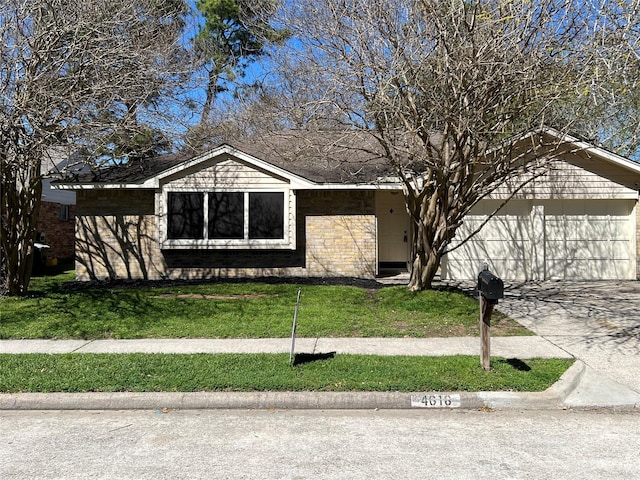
(260, 0), (640, 290)
(1, 0), (192, 295)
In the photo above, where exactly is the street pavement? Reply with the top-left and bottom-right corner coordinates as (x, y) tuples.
(2, 409), (639, 479)
(1, 280), (639, 410)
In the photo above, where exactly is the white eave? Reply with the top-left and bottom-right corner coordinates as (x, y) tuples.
(542, 127), (640, 175)
(54, 179), (404, 191)
(54, 182), (138, 190)
(302, 180), (403, 191)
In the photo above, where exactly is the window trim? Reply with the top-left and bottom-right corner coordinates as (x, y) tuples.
(161, 188), (294, 250)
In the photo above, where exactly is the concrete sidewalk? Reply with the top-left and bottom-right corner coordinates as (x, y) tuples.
(1, 336), (639, 411)
(0, 336), (572, 357)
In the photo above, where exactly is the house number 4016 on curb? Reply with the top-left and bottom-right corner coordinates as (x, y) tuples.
(411, 393), (461, 408)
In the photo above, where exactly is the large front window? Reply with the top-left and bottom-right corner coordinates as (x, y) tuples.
(208, 192), (244, 239)
(168, 193), (204, 239)
(249, 192), (284, 239)
(165, 191), (288, 246)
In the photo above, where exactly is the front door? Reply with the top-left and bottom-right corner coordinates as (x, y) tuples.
(376, 191), (411, 270)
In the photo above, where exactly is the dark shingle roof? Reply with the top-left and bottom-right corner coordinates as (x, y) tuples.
(233, 131), (394, 183)
(57, 131), (396, 186)
(58, 151), (192, 184)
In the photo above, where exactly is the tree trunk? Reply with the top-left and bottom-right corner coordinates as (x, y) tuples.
(404, 182), (463, 292)
(408, 251), (441, 291)
(200, 68), (221, 125)
(407, 214), (443, 291)
(1, 157), (42, 296)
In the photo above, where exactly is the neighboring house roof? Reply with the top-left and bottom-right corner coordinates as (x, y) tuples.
(41, 147), (89, 204)
(54, 128), (640, 190)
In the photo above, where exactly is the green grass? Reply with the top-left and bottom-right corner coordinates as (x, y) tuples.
(0, 354), (573, 393)
(0, 271), (563, 394)
(0, 269), (530, 339)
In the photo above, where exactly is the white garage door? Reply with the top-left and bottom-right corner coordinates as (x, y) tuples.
(442, 199), (636, 280)
(544, 200), (635, 280)
(443, 200), (532, 280)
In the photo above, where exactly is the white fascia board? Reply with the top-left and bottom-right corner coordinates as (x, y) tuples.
(54, 179), (404, 191)
(542, 127), (640, 175)
(52, 183), (74, 190)
(304, 182), (403, 190)
(148, 144), (317, 189)
(487, 190), (639, 200)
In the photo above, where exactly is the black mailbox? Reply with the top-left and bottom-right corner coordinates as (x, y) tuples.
(477, 270), (504, 301)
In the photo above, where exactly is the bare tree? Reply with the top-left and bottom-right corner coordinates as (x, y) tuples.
(0, 0), (190, 295)
(562, 1), (640, 159)
(265, 0), (640, 290)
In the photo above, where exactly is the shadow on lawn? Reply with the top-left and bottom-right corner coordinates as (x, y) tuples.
(293, 352), (337, 366)
(497, 358), (532, 372)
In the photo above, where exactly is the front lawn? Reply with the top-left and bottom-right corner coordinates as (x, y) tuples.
(0, 270), (530, 339)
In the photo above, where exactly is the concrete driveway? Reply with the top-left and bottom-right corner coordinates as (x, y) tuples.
(495, 281), (640, 394)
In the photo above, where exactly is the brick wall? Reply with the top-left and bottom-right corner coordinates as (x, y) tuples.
(75, 188), (377, 281)
(305, 214), (376, 277)
(637, 199), (640, 280)
(37, 201), (76, 260)
(75, 190), (161, 280)
(301, 190), (376, 278)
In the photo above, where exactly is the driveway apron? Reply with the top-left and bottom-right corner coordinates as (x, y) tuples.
(495, 281), (640, 394)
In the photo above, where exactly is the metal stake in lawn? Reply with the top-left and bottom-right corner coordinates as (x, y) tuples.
(477, 269), (504, 371)
(289, 288), (302, 366)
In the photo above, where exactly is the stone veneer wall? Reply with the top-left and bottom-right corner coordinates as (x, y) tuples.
(75, 189), (377, 281)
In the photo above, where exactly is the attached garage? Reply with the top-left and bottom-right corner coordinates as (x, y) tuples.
(442, 149), (640, 281)
(442, 198), (637, 280)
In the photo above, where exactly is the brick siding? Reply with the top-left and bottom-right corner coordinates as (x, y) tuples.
(37, 201), (76, 260)
(637, 199), (640, 280)
(75, 189), (377, 281)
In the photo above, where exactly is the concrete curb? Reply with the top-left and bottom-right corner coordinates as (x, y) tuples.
(546, 359), (587, 401)
(561, 362), (640, 410)
(0, 362), (589, 411)
(476, 360), (586, 411)
(0, 391), (546, 411)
